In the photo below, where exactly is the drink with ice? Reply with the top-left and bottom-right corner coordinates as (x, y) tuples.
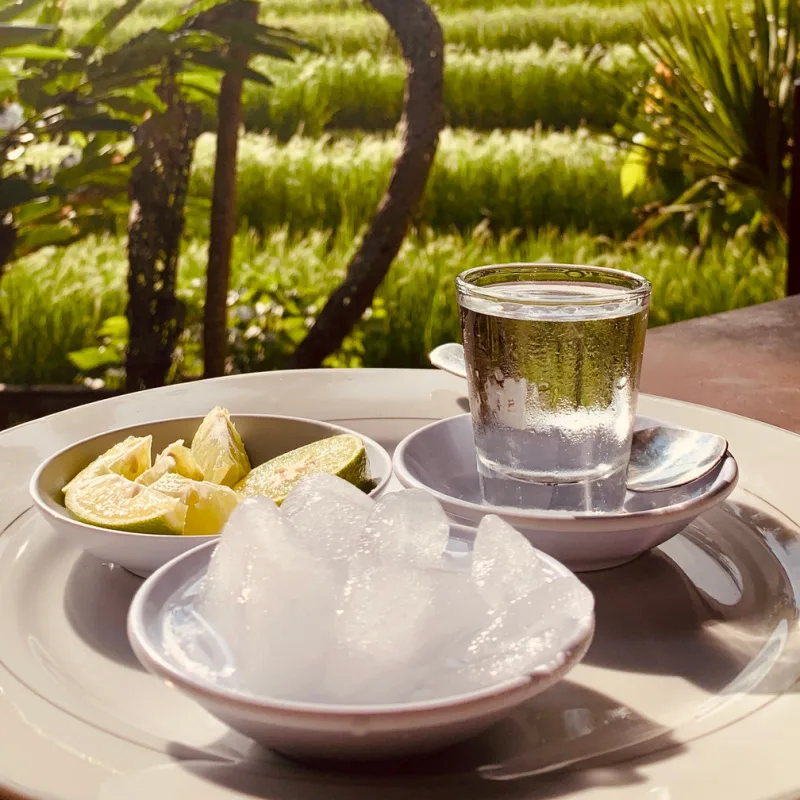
(457, 264), (650, 512)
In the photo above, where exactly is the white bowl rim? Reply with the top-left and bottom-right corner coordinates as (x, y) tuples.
(392, 413), (739, 531)
(127, 537), (595, 719)
(29, 413), (393, 541)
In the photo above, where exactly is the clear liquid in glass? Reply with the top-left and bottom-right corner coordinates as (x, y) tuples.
(459, 280), (648, 512)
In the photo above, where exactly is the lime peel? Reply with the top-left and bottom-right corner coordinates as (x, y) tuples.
(234, 434), (369, 505)
(64, 473), (187, 534)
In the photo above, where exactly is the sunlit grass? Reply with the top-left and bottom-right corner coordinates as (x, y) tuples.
(1, 228), (784, 382)
(59, 4), (650, 53)
(236, 44), (645, 136)
(189, 128), (643, 236)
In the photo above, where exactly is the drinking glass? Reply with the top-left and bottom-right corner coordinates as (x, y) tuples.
(456, 263), (651, 512)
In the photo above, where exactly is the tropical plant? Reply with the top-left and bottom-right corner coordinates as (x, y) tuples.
(608, 0), (797, 244)
(120, 0), (307, 389)
(0, 0), (138, 277)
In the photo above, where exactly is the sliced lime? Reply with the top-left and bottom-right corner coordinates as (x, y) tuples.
(136, 439), (205, 486)
(65, 473), (187, 534)
(190, 407), (251, 487)
(234, 434), (369, 505)
(63, 435), (152, 496)
(150, 473), (239, 535)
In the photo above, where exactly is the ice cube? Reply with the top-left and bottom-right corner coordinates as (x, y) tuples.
(197, 495), (337, 700)
(281, 473), (374, 562)
(199, 496), (284, 624)
(234, 530), (337, 699)
(460, 572), (594, 686)
(471, 514), (557, 607)
(363, 489), (449, 568)
(322, 563), (435, 704)
(425, 566), (493, 655)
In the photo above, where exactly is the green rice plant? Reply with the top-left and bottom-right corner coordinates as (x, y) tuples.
(0, 245), (126, 383)
(1, 227), (784, 382)
(59, 5), (652, 53)
(189, 128), (644, 235)
(258, 6), (651, 54)
(241, 44), (648, 136)
(59, 0), (648, 28)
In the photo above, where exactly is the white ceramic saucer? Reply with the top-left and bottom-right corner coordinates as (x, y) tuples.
(393, 413), (739, 571)
(127, 536), (594, 761)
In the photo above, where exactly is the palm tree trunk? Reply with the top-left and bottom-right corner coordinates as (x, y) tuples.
(126, 68), (201, 391)
(288, 0), (444, 369)
(203, 0), (258, 378)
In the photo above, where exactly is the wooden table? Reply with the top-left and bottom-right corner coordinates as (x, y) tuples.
(641, 294), (800, 434)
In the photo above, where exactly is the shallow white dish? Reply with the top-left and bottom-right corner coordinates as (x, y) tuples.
(127, 536), (595, 761)
(393, 413), (738, 571)
(30, 414), (392, 578)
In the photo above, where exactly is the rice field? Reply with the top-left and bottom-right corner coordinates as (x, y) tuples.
(189, 129), (645, 236)
(3, 0), (781, 387)
(240, 45), (646, 137)
(1, 230), (784, 383)
(59, 5), (652, 53)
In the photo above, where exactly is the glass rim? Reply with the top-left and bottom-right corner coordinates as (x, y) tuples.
(456, 262), (652, 307)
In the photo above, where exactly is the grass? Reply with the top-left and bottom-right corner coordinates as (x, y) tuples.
(1, 228), (784, 383)
(59, 0), (648, 30)
(0, 246), (125, 384)
(239, 44), (646, 137)
(59, 5), (651, 53)
(189, 128), (645, 236)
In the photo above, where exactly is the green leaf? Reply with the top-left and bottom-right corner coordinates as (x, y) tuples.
(0, 22), (56, 47)
(0, 43), (72, 59)
(68, 345), (123, 371)
(11, 195), (60, 223)
(0, 176), (49, 210)
(176, 68), (220, 99)
(0, 0), (48, 23)
(76, 0), (146, 56)
(161, 0), (225, 33)
(620, 147), (650, 198)
(35, 0), (63, 27)
(186, 50), (272, 86)
(15, 220), (76, 253)
(97, 315), (128, 339)
(56, 114), (133, 134)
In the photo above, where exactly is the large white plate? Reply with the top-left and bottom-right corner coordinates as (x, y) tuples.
(1, 368), (800, 800)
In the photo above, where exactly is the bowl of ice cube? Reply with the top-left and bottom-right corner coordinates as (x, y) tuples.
(31, 408), (392, 578)
(127, 478), (595, 761)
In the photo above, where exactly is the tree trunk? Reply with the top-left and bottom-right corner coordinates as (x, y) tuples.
(786, 79), (800, 297)
(203, 0), (258, 378)
(0, 215), (17, 283)
(126, 68), (202, 391)
(288, 0), (444, 369)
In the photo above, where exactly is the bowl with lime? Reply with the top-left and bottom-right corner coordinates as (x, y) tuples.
(30, 408), (392, 577)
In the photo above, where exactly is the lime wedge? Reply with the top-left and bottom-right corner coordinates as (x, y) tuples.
(234, 434), (369, 505)
(136, 439), (205, 486)
(190, 407), (251, 487)
(63, 435), (152, 495)
(150, 473), (239, 535)
(65, 473), (187, 534)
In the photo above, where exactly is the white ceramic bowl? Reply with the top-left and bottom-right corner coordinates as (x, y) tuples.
(128, 535), (594, 762)
(393, 413), (739, 572)
(30, 414), (392, 578)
